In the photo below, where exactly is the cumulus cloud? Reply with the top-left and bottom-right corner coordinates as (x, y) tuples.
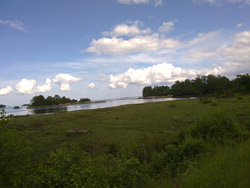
(88, 83), (96, 89)
(158, 21), (174, 34)
(86, 34), (181, 55)
(102, 21), (151, 37)
(0, 86), (13, 96)
(109, 63), (225, 88)
(0, 19), (27, 31)
(109, 63), (199, 88)
(53, 74), (82, 91)
(16, 78), (52, 94)
(117, 0), (162, 6)
(86, 21), (181, 56)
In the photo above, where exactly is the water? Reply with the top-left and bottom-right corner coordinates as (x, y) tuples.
(2, 97), (195, 116)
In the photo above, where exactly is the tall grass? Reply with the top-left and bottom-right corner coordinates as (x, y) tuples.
(181, 140), (250, 188)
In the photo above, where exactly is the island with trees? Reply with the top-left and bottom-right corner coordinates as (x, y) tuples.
(0, 104), (6, 108)
(29, 94), (92, 108)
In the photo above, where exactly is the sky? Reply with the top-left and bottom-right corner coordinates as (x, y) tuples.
(0, 0), (250, 106)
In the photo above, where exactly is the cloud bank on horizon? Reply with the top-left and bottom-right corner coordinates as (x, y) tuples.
(0, 0), (249, 105)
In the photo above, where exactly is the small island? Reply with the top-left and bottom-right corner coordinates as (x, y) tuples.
(0, 104), (6, 108)
(28, 94), (104, 109)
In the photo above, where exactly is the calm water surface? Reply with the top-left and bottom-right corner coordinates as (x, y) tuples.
(3, 97), (195, 116)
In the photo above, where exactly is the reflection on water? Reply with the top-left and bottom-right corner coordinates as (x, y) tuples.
(4, 97), (195, 116)
(33, 106), (68, 115)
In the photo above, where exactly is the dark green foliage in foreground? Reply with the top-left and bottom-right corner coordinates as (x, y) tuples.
(190, 112), (247, 144)
(0, 110), (32, 187)
(30, 94), (89, 107)
(181, 140), (250, 188)
(1, 97), (250, 187)
(143, 74), (250, 97)
(31, 148), (149, 188)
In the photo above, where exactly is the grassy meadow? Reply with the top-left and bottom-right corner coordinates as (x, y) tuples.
(1, 95), (250, 187)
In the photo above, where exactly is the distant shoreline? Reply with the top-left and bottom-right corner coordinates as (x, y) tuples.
(138, 95), (173, 99)
(27, 100), (106, 109)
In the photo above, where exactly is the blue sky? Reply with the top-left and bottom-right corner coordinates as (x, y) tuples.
(0, 0), (250, 105)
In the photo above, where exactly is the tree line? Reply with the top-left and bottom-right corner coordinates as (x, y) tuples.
(143, 74), (250, 97)
(30, 94), (90, 107)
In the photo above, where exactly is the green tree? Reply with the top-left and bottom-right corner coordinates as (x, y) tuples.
(142, 86), (153, 97)
(30, 95), (45, 107)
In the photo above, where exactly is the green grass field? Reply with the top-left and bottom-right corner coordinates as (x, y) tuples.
(2, 95), (250, 187)
(10, 96), (250, 153)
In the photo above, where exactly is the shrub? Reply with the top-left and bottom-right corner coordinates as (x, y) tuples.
(180, 138), (206, 159)
(237, 96), (243, 100)
(30, 146), (150, 188)
(202, 98), (212, 104)
(211, 101), (217, 106)
(190, 112), (246, 144)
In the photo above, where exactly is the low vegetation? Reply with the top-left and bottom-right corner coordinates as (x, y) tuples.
(1, 93), (250, 187)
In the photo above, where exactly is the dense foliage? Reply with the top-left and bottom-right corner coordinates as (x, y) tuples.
(0, 104), (6, 108)
(79, 98), (91, 103)
(30, 94), (90, 107)
(142, 74), (250, 97)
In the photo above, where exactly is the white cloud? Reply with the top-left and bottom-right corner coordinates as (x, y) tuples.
(86, 34), (181, 55)
(182, 30), (250, 76)
(186, 31), (224, 48)
(0, 86), (13, 96)
(237, 23), (244, 27)
(86, 21), (182, 56)
(53, 74), (82, 91)
(102, 21), (151, 37)
(158, 21), (174, 34)
(0, 19), (26, 31)
(109, 63), (198, 88)
(16, 78), (52, 94)
(88, 83), (96, 89)
(117, 0), (162, 6)
(216, 31), (250, 68)
(184, 30), (250, 62)
(193, 0), (250, 5)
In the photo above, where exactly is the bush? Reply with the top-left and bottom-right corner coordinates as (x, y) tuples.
(180, 138), (206, 159)
(237, 96), (243, 100)
(30, 146), (150, 188)
(190, 112), (246, 144)
(211, 101), (217, 106)
(202, 98), (212, 104)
